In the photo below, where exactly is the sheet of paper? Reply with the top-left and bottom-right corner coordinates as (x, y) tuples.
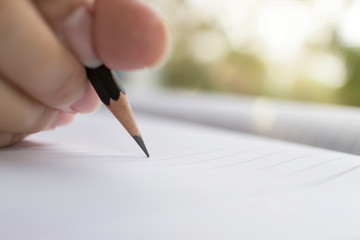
(1, 108), (360, 240)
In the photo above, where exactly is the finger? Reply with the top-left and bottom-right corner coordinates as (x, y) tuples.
(94, 0), (170, 70)
(52, 112), (76, 128)
(0, 111), (74, 148)
(33, 0), (100, 67)
(36, 0), (170, 70)
(32, 0), (93, 29)
(0, 133), (27, 148)
(0, 0), (88, 112)
(0, 76), (60, 133)
(35, 0), (170, 70)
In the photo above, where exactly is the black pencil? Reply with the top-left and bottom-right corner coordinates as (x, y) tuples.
(85, 65), (149, 157)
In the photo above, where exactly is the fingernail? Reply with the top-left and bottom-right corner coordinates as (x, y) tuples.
(62, 6), (102, 68)
(71, 83), (101, 113)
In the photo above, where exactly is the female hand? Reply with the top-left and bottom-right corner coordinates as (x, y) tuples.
(0, 0), (169, 147)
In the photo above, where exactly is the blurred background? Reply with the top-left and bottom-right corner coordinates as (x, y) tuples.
(134, 0), (360, 106)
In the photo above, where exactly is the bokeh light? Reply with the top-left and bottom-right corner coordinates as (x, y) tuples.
(141, 0), (360, 105)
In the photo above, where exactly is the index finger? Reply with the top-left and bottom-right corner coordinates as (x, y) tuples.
(0, 0), (87, 112)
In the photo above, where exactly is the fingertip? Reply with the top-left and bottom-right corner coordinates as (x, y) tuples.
(142, 2), (171, 69)
(71, 83), (101, 114)
(146, 19), (171, 69)
(0, 133), (27, 148)
(50, 112), (75, 129)
(94, 0), (170, 70)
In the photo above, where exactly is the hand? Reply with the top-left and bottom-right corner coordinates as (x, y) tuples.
(0, 0), (169, 147)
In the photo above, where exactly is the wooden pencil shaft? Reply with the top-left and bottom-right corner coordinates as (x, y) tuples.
(107, 94), (141, 137)
(85, 65), (149, 157)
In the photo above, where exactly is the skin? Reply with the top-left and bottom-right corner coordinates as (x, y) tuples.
(0, 0), (169, 147)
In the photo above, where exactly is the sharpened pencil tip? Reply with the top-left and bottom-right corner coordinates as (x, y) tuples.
(133, 136), (150, 158)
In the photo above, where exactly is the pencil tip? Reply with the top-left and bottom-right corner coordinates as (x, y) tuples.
(133, 136), (150, 158)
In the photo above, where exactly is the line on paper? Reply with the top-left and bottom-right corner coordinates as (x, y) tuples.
(178, 146), (267, 165)
(255, 152), (321, 171)
(300, 164), (360, 188)
(286, 156), (353, 176)
(215, 149), (294, 168)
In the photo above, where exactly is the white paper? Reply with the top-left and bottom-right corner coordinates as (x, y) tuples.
(130, 88), (360, 155)
(1, 109), (360, 240)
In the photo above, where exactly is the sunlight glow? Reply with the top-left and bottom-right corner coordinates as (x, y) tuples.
(191, 31), (227, 64)
(152, 0), (359, 98)
(301, 53), (347, 89)
(338, 1), (360, 48)
(254, 1), (312, 60)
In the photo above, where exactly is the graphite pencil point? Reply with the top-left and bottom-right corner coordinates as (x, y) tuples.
(133, 136), (150, 158)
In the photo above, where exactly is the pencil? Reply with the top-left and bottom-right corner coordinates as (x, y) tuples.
(85, 65), (149, 157)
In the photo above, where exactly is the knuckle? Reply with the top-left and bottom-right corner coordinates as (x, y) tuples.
(17, 107), (58, 133)
(49, 66), (86, 109)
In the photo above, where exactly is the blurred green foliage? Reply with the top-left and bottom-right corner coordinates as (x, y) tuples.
(156, 0), (360, 106)
(338, 47), (360, 105)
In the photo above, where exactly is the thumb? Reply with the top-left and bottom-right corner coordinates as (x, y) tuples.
(61, 0), (170, 70)
(36, 0), (170, 70)
(93, 0), (170, 70)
